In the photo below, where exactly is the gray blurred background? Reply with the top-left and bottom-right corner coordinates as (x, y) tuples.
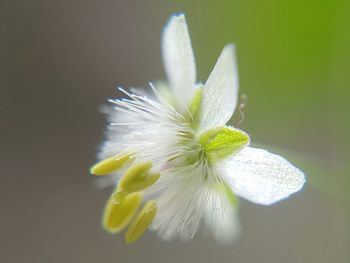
(1, 0), (349, 262)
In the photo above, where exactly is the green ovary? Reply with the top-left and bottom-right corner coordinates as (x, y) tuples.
(199, 126), (250, 164)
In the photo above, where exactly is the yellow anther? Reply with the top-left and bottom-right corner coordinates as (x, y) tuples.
(102, 192), (142, 233)
(90, 153), (133, 176)
(123, 173), (161, 193)
(118, 162), (160, 192)
(110, 190), (125, 204)
(119, 161), (152, 188)
(125, 200), (157, 244)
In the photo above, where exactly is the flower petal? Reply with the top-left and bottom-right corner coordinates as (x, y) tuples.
(220, 147), (305, 205)
(205, 201), (241, 244)
(199, 44), (239, 132)
(162, 14), (196, 108)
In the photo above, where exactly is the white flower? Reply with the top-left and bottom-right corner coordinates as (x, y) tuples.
(90, 14), (305, 244)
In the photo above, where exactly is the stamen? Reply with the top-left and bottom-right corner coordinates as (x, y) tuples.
(125, 200), (157, 243)
(102, 192), (142, 233)
(237, 93), (247, 125)
(118, 162), (160, 192)
(90, 153), (134, 176)
(111, 190), (125, 204)
(109, 87), (182, 123)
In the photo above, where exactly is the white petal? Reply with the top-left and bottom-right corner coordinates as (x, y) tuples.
(162, 14), (196, 108)
(220, 147), (305, 205)
(205, 203), (241, 244)
(199, 44), (239, 132)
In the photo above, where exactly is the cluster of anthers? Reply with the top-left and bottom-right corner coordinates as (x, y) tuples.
(90, 14), (305, 244)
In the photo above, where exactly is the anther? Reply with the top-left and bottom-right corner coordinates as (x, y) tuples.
(118, 162), (160, 192)
(90, 153), (133, 176)
(125, 200), (157, 243)
(102, 192), (142, 233)
(111, 190), (125, 204)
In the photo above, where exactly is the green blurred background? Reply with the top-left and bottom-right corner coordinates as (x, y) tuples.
(1, 0), (349, 262)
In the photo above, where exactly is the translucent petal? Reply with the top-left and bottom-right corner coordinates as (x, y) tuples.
(199, 44), (239, 132)
(204, 192), (241, 244)
(221, 147), (305, 205)
(162, 14), (196, 108)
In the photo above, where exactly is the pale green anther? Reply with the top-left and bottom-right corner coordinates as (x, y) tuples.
(125, 200), (157, 243)
(199, 126), (250, 163)
(118, 162), (152, 189)
(102, 192), (142, 233)
(111, 190), (125, 204)
(118, 162), (160, 193)
(188, 87), (203, 127)
(90, 152), (134, 176)
(124, 173), (160, 192)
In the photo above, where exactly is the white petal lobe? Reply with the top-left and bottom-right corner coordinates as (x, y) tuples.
(221, 147), (305, 205)
(162, 14), (196, 108)
(199, 44), (239, 131)
(205, 199), (241, 244)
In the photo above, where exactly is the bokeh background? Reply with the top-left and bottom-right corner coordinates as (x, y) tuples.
(2, 0), (349, 262)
